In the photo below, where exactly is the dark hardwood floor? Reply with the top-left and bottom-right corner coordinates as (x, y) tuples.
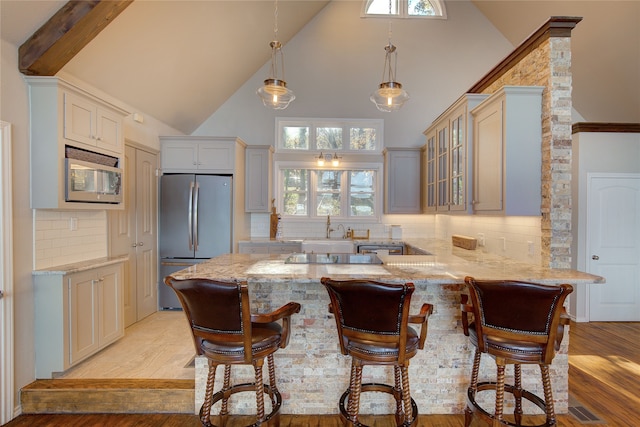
(4, 321), (639, 426)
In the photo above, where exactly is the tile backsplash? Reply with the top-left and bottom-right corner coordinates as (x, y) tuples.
(250, 213), (542, 265)
(32, 208), (541, 270)
(436, 215), (542, 265)
(250, 213), (436, 241)
(34, 210), (108, 269)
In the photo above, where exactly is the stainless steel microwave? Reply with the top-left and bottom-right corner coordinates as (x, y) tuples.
(65, 158), (123, 203)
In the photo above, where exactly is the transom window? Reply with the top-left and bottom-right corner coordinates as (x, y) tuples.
(363, 0), (446, 18)
(277, 118), (383, 153)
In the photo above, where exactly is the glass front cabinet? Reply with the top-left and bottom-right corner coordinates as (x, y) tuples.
(422, 93), (489, 214)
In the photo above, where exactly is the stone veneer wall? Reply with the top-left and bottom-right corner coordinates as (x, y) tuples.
(470, 17), (581, 269)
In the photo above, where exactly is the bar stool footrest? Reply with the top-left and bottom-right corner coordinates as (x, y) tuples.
(339, 382), (418, 427)
(200, 382), (282, 427)
(467, 381), (550, 427)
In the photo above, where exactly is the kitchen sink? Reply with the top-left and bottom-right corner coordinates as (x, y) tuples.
(285, 253), (382, 265)
(300, 239), (355, 254)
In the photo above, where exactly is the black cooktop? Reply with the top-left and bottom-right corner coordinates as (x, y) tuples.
(284, 253), (382, 265)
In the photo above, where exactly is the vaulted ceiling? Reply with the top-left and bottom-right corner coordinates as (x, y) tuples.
(2, 0), (638, 134)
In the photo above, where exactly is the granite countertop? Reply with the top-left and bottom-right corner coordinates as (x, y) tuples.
(172, 239), (604, 285)
(32, 255), (129, 276)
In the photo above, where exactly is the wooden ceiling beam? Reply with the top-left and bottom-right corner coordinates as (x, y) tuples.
(19, 0), (133, 76)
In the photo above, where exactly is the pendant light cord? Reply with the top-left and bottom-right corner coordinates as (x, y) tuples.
(384, 0), (397, 83)
(274, 0), (279, 40)
(387, 0), (393, 45)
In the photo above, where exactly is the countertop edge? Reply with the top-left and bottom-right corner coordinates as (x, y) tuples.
(33, 255), (129, 276)
(172, 239), (605, 285)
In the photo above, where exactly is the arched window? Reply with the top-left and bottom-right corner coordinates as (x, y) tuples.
(363, 0), (446, 18)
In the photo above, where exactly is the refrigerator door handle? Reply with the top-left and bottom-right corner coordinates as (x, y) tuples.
(193, 181), (200, 251)
(188, 181), (195, 250)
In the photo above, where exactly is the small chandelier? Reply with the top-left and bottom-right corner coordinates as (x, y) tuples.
(370, 1), (409, 112)
(257, 0), (295, 110)
(317, 152), (341, 167)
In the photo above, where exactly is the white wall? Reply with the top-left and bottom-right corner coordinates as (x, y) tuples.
(193, 0), (512, 149)
(571, 131), (640, 320)
(1, 36), (38, 417)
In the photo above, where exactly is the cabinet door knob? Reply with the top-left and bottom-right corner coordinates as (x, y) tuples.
(592, 255), (599, 260)
(138, 242), (144, 247)
(132, 243), (137, 247)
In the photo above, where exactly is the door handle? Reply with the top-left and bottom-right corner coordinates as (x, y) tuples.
(193, 182), (200, 251)
(188, 181), (195, 250)
(592, 255), (600, 260)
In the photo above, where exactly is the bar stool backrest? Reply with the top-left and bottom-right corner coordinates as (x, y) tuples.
(165, 277), (252, 362)
(464, 277), (573, 364)
(321, 278), (415, 363)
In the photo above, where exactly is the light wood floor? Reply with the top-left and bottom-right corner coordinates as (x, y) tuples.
(56, 311), (195, 380)
(8, 314), (640, 426)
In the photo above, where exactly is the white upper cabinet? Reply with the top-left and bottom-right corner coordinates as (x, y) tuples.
(25, 77), (127, 210)
(245, 145), (273, 213)
(384, 148), (422, 214)
(63, 91), (123, 155)
(471, 86), (544, 215)
(160, 136), (246, 173)
(423, 93), (489, 214)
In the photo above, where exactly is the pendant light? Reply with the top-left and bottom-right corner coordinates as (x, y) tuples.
(257, 0), (295, 110)
(370, 0), (409, 112)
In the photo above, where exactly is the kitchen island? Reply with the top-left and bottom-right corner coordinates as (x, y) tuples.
(169, 239), (603, 416)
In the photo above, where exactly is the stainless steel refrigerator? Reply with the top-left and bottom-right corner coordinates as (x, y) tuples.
(159, 174), (232, 309)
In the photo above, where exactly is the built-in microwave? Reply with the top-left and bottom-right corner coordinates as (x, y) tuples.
(65, 158), (123, 203)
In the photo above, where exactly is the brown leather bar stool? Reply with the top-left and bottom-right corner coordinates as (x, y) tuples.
(320, 277), (433, 427)
(460, 276), (573, 427)
(165, 276), (301, 427)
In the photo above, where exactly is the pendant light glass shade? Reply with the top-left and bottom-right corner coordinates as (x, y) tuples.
(257, 41), (295, 109)
(257, 1), (295, 110)
(370, 43), (409, 112)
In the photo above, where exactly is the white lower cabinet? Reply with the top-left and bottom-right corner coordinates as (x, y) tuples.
(34, 262), (124, 378)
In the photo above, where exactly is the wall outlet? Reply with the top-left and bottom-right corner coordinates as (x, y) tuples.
(69, 217), (78, 231)
(500, 237), (506, 251)
(528, 241), (535, 256)
(477, 233), (485, 246)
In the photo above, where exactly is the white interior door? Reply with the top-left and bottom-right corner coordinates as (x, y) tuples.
(109, 145), (158, 326)
(135, 148), (158, 320)
(1, 121), (15, 423)
(587, 174), (640, 321)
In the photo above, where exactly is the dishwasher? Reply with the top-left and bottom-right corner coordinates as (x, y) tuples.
(356, 244), (404, 255)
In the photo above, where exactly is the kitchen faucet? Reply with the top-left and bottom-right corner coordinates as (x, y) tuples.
(326, 215), (334, 238)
